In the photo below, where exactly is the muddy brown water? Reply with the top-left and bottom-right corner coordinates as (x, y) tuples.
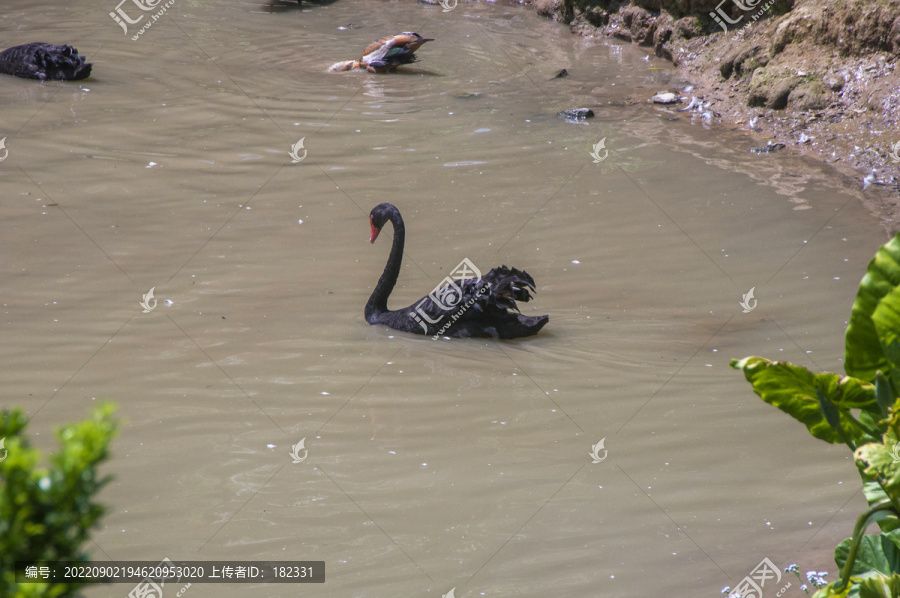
(0, 0), (893, 596)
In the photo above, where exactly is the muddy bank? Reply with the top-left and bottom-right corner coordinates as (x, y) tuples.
(532, 0), (900, 228)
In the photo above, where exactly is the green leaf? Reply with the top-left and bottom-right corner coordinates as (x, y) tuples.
(857, 575), (891, 598)
(863, 411), (892, 444)
(857, 444), (900, 506)
(877, 373), (895, 417)
(835, 531), (900, 577)
(857, 573), (900, 598)
(846, 234), (900, 386)
(867, 481), (893, 506)
(860, 478), (900, 534)
(730, 357), (877, 443)
(874, 286), (900, 393)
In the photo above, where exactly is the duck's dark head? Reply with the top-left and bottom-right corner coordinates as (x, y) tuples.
(399, 32), (434, 45)
(369, 203), (398, 243)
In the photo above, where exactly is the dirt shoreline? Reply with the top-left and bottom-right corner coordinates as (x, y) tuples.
(528, 0), (900, 230)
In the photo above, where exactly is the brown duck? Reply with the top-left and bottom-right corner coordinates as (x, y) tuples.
(329, 32), (433, 73)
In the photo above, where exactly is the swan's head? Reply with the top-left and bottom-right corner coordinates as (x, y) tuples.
(369, 203), (397, 243)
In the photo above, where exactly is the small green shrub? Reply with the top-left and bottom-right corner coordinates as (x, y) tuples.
(0, 404), (117, 598)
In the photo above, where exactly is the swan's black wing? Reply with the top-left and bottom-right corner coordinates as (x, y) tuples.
(0, 43), (92, 81)
(374, 265), (548, 339)
(481, 266), (537, 312)
(453, 266), (548, 339)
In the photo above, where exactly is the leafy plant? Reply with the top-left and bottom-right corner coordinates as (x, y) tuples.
(731, 233), (900, 598)
(0, 404), (117, 598)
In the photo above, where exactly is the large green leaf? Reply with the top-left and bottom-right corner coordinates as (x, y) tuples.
(857, 444), (900, 503)
(846, 234), (900, 386)
(863, 481), (900, 533)
(835, 531), (900, 578)
(730, 357), (877, 443)
(867, 481), (892, 506)
(877, 373), (896, 417)
(857, 574), (900, 598)
(873, 285), (900, 393)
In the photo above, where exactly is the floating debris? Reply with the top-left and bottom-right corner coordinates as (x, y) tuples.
(557, 108), (594, 122)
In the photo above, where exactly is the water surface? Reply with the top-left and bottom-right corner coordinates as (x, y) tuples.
(0, 0), (889, 596)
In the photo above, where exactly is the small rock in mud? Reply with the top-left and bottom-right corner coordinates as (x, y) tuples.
(651, 92), (678, 104)
(552, 69), (568, 79)
(750, 142), (786, 154)
(748, 67), (801, 110)
(557, 108), (594, 122)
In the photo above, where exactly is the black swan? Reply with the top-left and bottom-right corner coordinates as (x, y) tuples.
(0, 43), (92, 81)
(329, 32), (432, 73)
(365, 203), (549, 339)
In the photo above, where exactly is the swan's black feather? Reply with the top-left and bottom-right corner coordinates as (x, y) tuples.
(0, 43), (92, 81)
(365, 203), (548, 339)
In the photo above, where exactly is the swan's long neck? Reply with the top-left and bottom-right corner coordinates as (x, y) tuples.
(365, 210), (405, 323)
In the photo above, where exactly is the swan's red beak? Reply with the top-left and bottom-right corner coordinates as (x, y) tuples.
(370, 218), (381, 243)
